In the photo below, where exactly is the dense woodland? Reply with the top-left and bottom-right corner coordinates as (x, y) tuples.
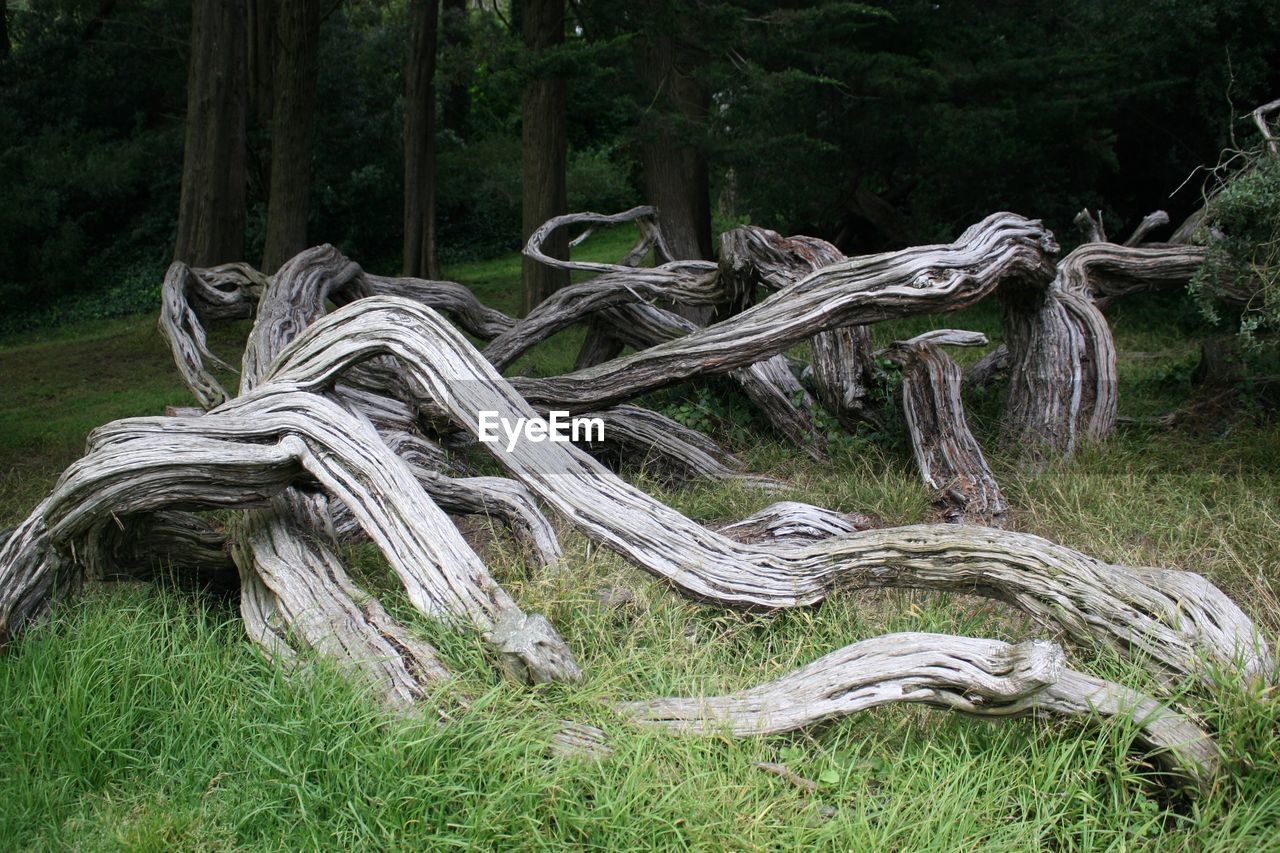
(2, 0), (1279, 326)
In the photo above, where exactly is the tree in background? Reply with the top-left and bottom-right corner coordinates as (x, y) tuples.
(404, 0), (442, 279)
(520, 0), (569, 314)
(261, 0), (322, 273)
(247, 0), (275, 127)
(174, 0), (247, 266)
(3, 0), (1279, 331)
(633, 1), (714, 261)
(440, 0), (471, 138)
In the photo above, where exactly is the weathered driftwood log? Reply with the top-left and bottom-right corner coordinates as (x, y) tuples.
(517, 210), (830, 457)
(234, 503), (454, 707)
(1000, 238), (1210, 457)
(35, 389), (580, 685)
(264, 297), (1270, 686)
(158, 261), (262, 409)
(0, 499), (71, 642)
(719, 225), (882, 430)
(1061, 242), (1207, 310)
(510, 213), (1059, 413)
(595, 302), (828, 459)
(615, 633), (1219, 790)
(879, 331), (1007, 525)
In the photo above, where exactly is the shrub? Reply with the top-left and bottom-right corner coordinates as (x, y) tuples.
(1190, 153), (1280, 349)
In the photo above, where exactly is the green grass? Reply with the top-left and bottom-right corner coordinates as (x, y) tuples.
(1, 235), (1279, 848)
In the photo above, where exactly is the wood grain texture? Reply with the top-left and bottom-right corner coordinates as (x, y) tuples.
(264, 297), (1271, 687)
(615, 633), (1219, 790)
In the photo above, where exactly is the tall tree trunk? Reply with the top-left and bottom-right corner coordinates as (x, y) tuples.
(440, 0), (470, 138)
(260, 0), (321, 274)
(247, 0), (275, 127)
(403, 0), (441, 279)
(520, 0), (568, 315)
(175, 0), (248, 267)
(637, 32), (712, 262)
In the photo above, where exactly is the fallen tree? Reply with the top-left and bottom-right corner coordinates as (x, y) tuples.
(3, 212), (1273, 797)
(616, 633), (1220, 789)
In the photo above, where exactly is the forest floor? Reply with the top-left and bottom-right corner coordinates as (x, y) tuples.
(1, 232), (1279, 848)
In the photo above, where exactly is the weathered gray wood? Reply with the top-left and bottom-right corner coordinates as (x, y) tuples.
(158, 260), (260, 410)
(1124, 210), (1170, 246)
(1061, 242), (1206, 309)
(880, 332), (1007, 525)
(1253, 96), (1280, 156)
(615, 633), (1219, 790)
(719, 501), (878, 545)
(234, 503), (453, 706)
(265, 297), (1271, 686)
(37, 390), (580, 685)
(0, 500), (72, 643)
(593, 302), (829, 460)
(512, 212), (830, 456)
(1000, 240), (1206, 457)
(719, 225), (882, 430)
(1074, 208), (1108, 244)
(364, 273), (515, 340)
(510, 214), (1059, 413)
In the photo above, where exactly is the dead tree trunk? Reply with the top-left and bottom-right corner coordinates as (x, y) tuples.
(174, 0), (248, 266)
(5, 218), (1275, 797)
(880, 331), (1007, 525)
(999, 237), (1206, 459)
(617, 633), (1219, 791)
(404, 0), (442, 279)
(260, 0), (321, 274)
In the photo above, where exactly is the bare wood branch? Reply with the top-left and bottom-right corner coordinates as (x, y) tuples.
(880, 333), (1007, 525)
(1252, 96), (1280, 156)
(615, 633), (1219, 791)
(509, 214), (1060, 413)
(264, 297), (1271, 686)
(1124, 210), (1170, 247)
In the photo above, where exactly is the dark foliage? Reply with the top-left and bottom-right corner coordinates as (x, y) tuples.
(1, 0), (1278, 333)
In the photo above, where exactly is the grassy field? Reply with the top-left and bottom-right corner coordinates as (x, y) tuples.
(1, 234), (1279, 849)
